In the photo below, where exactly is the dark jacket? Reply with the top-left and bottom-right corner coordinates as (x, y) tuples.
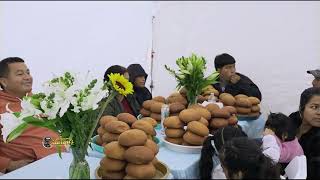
(299, 127), (320, 179)
(127, 64), (152, 106)
(289, 111), (302, 129)
(213, 72), (262, 100)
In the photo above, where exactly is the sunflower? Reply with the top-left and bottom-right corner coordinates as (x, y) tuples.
(108, 73), (134, 96)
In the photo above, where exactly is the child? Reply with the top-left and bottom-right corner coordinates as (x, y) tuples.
(262, 112), (304, 164)
(199, 126), (247, 179)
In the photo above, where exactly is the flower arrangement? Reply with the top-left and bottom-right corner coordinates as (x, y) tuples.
(165, 53), (219, 105)
(3, 72), (133, 179)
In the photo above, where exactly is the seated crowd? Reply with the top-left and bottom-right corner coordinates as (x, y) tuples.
(0, 54), (319, 179)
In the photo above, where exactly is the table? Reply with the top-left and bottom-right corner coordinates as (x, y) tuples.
(237, 115), (265, 139)
(0, 153), (100, 179)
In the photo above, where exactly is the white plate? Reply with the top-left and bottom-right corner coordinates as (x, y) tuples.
(162, 138), (202, 154)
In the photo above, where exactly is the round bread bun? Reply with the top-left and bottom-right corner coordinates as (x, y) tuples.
(166, 93), (188, 106)
(118, 129), (148, 147)
(99, 115), (118, 126)
(150, 113), (161, 122)
(248, 112), (261, 117)
(169, 102), (185, 113)
(183, 131), (205, 146)
(100, 156), (126, 171)
(196, 107), (211, 120)
(145, 139), (159, 155)
(140, 108), (151, 117)
(187, 121), (209, 137)
(228, 115), (238, 125)
(165, 128), (185, 138)
(212, 108), (231, 119)
(165, 137), (183, 145)
(210, 118), (229, 129)
(97, 126), (107, 137)
(236, 107), (251, 114)
(198, 117), (209, 127)
(248, 97), (260, 105)
(151, 157), (159, 166)
(235, 98), (252, 108)
(124, 146), (154, 164)
(251, 105), (260, 112)
(152, 96), (166, 103)
(223, 106), (237, 115)
(235, 94), (249, 100)
(126, 163), (156, 179)
(205, 104), (220, 115)
(139, 117), (158, 127)
(182, 141), (193, 146)
(96, 135), (103, 146)
(163, 116), (184, 128)
(219, 93), (232, 100)
(105, 120), (130, 134)
(102, 131), (120, 143)
(179, 109), (201, 123)
(150, 102), (164, 114)
(104, 141), (126, 160)
(220, 94), (236, 106)
(142, 100), (154, 110)
(170, 113), (180, 117)
(132, 120), (156, 136)
(117, 113), (137, 126)
(100, 170), (125, 179)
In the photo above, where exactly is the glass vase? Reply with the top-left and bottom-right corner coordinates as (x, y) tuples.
(69, 147), (90, 179)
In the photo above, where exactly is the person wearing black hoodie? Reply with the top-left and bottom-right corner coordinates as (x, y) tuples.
(212, 53), (262, 100)
(127, 64), (152, 106)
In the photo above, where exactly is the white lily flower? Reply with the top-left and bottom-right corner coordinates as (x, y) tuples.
(20, 99), (43, 119)
(0, 112), (24, 143)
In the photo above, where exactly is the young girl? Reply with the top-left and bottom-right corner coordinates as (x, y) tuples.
(199, 126), (247, 179)
(262, 112), (304, 164)
(220, 137), (280, 179)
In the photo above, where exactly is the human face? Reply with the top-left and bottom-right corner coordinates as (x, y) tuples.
(134, 76), (146, 88)
(218, 64), (236, 82)
(303, 95), (320, 127)
(0, 63), (33, 98)
(312, 78), (320, 88)
(123, 72), (129, 80)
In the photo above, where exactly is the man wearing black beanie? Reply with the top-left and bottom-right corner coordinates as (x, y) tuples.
(213, 53), (262, 100)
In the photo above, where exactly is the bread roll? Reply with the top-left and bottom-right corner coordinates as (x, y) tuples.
(235, 94), (248, 100)
(236, 107), (251, 114)
(179, 109), (201, 123)
(139, 117), (158, 127)
(248, 97), (260, 105)
(165, 137), (183, 145)
(142, 100), (154, 110)
(163, 116), (184, 128)
(205, 104), (220, 115)
(165, 128), (185, 138)
(117, 113), (137, 126)
(235, 98), (252, 108)
(169, 102), (185, 113)
(152, 96), (166, 103)
(223, 106), (237, 115)
(251, 105), (260, 112)
(132, 120), (156, 136)
(140, 108), (151, 117)
(183, 131), (205, 145)
(104, 141), (126, 160)
(105, 121), (130, 134)
(228, 115), (238, 125)
(150, 113), (161, 122)
(212, 108), (231, 119)
(118, 129), (148, 147)
(194, 107), (211, 120)
(151, 157), (159, 166)
(96, 135), (103, 146)
(102, 131), (120, 143)
(97, 126), (107, 137)
(219, 93), (232, 100)
(100, 170), (125, 179)
(166, 93), (188, 106)
(145, 139), (159, 155)
(220, 94), (236, 106)
(124, 146), (154, 164)
(100, 156), (126, 171)
(99, 115), (118, 126)
(187, 121), (209, 137)
(210, 118), (229, 129)
(126, 163), (156, 179)
(248, 112), (260, 117)
(150, 102), (164, 113)
(198, 117), (209, 127)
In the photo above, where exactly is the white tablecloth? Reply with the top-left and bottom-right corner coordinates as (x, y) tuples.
(0, 152), (100, 179)
(237, 115), (266, 139)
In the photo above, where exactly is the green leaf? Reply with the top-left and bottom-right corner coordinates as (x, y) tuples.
(6, 122), (29, 142)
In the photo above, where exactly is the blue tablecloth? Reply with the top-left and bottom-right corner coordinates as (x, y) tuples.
(237, 115), (266, 139)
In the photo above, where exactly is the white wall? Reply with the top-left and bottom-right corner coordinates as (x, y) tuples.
(0, 1), (153, 92)
(152, 1), (320, 116)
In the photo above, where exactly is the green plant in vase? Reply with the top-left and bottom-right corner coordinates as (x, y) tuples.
(165, 53), (219, 106)
(2, 72), (133, 179)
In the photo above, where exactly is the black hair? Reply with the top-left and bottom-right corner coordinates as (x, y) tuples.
(0, 57), (25, 89)
(299, 87), (320, 115)
(219, 137), (280, 179)
(199, 126), (247, 179)
(127, 63), (148, 85)
(265, 112), (297, 141)
(103, 65), (127, 82)
(214, 53), (236, 70)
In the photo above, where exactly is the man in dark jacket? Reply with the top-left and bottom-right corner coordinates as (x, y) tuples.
(127, 64), (152, 106)
(212, 53), (262, 100)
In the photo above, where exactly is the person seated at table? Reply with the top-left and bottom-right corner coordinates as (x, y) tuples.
(289, 69), (320, 130)
(262, 113), (304, 174)
(219, 137), (280, 179)
(0, 57), (63, 173)
(199, 126), (247, 179)
(127, 63), (152, 107)
(295, 87), (320, 179)
(212, 53), (262, 100)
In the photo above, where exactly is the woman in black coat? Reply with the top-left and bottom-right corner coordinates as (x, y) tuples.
(127, 64), (152, 106)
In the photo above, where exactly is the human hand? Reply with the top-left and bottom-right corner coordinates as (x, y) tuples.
(7, 159), (34, 172)
(230, 74), (241, 84)
(263, 128), (275, 136)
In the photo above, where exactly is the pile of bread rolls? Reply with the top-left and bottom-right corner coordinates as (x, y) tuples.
(198, 85), (220, 103)
(208, 104), (238, 132)
(139, 96), (166, 122)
